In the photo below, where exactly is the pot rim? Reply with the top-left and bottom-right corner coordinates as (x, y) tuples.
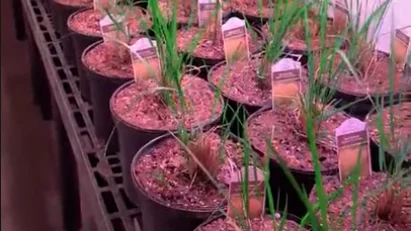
(246, 104), (350, 176)
(109, 78), (225, 134)
(130, 131), (251, 213)
(206, 52), (309, 110)
(364, 96), (411, 162)
(81, 40), (135, 79)
(192, 211), (307, 231)
(322, 51), (411, 98)
(177, 24), (266, 65)
(67, 6), (102, 38)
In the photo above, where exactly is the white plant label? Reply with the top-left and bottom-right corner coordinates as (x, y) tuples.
(393, 29), (411, 67)
(228, 167), (265, 219)
(271, 58), (302, 107)
(336, 118), (372, 181)
(129, 37), (161, 81)
(99, 14), (128, 43)
(222, 17), (250, 63)
(93, 0), (117, 13)
(198, 0), (220, 27)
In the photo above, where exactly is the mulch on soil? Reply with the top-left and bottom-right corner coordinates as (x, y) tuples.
(134, 131), (244, 210)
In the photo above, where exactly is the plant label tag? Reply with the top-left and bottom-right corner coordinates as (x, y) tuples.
(393, 29), (411, 67)
(271, 58), (302, 107)
(336, 118), (372, 181)
(332, 0), (349, 25)
(99, 14), (128, 43)
(129, 38), (161, 81)
(228, 167), (265, 219)
(93, 0), (117, 13)
(222, 17), (250, 64)
(198, 0), (220, 27)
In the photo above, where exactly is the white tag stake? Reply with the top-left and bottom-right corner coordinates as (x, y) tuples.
(228, 167), (265, 219)
(271, 58), (302, 108)
(198, 0), (219, 27)
(393, 29), (411, 68)
(129, 38), (161, 82)
(222, 17), (250, 64)
(99, 14), (128, 43)
(336, 118), (372, 181)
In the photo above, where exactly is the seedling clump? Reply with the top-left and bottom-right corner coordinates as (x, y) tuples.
(186, 133), (221, 180)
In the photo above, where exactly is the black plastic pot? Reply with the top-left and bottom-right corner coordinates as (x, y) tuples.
(50, 0), (85, 34)
(131, 132), (246, 231)
(67, 7), (101, 103)
(366, 96), (411, 171)
(257, 17), (344, 67)
(207, 53), (305, 137)
(129, 0), (148, 8)
(184, 52), (227, 80)
(316, 53), (411, 120)
(328, 81), (411, 121)
(281, 36), (347, 67)
(82, 40), (132, 152)
(111, 79), (224, 207)
(231, 7), (269, 26)
(175, 11), (255, 79)
(246, 106), (344, 217)
(187, 25), (265, 80)
(50, 0), (86, 64)
(207, 60), (264, 137)
(283, 46), (309, 68)
(193, 212), (305, 231)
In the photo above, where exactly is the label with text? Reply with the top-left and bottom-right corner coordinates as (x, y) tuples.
(222, 17), (249, 63)
(129, 38), (161, 81)
(394, 29), (411, 67)
(336, 118), (372, 181)
(99, 15), (128, 43)
(198, 0), (220, 27)
(228, 167), (265, 219)
(271, 58), (302, 106)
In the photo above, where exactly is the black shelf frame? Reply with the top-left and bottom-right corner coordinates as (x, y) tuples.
(19, 0), (141, 230)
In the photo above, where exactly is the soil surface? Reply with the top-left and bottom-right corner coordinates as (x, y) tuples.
(54, 0), (92, 7)
(231, 0), (277, 19)
(209, 57), (308, 106)
(158, 0), (231, 24)
(367, 222), (411, 231)
(68, 7), (151, 36)
(176, 26), (263, 60)
(111, 76), (223, 130)
(261, 21), (340, 52)
(309, 173), (411, 230)
(134, 132), (244, 210)
(83, 40), (135, 78)
(330, 53), (411, 95)
(247, 104), (347, 171)
(366, 102), (411, 161)
(197, 215), (307, 231)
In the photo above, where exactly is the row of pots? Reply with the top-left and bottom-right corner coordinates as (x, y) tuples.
(46, 1), (411, 230)
(193, 168), (411, 231)
(50, 0), (411, 119)
(130, 98), (411, 231)
(61, 6), (409, 145)
(68, 35), (411, 231)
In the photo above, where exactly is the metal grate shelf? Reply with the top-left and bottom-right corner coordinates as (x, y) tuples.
(20, 0), (141, 230)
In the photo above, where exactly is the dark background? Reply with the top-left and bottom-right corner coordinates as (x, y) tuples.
(1, 0), (61, 230)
